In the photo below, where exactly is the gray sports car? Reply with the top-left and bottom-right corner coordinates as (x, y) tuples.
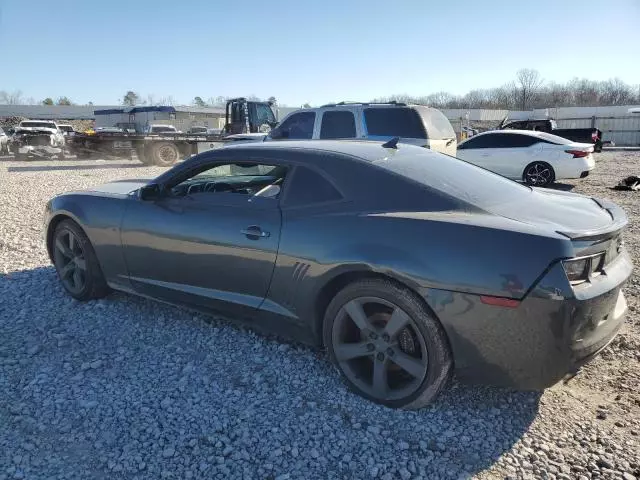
(44, 140), (632, 409)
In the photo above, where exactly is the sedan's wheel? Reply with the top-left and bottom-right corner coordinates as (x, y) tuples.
(324, 279), (452, 409)
(52, 220), (110, 301)
(523, 162), (555, 187)
(151, 142), (180, 166)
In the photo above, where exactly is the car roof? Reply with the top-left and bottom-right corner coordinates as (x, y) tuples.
(472, 129), (550, 138)
(222, 139), (438, 163)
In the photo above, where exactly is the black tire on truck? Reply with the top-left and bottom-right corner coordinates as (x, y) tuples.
(594, 140), (603, 153)
(136, 146), (152, 165)
(150, 142), (180, 167)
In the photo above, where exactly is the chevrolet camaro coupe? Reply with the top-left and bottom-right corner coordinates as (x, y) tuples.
(44, 140), (632, 409)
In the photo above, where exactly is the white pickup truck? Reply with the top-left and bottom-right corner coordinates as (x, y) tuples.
(10, 120), (66, 159)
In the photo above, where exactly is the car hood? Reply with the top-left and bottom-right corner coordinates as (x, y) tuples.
(89, 179), (150, 195)
(485, 188), (626, 239)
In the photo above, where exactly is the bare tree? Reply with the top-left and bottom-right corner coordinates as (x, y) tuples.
(157, 96), (176, 106)
(56, 96), (73, 106)
(569, 78), (599, 106)
(600, 78), (634, 105)
(0, 90), (23, 105)
(515, 69), (543, 110)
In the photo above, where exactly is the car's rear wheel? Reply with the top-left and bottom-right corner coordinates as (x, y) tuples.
(323, 278), (452, 409)
(52, 220), (110, 301)
(523, 161), (555, 187)
(151, 142), (180, 166)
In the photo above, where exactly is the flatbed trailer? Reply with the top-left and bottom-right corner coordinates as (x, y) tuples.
(66, 131), (231, 166)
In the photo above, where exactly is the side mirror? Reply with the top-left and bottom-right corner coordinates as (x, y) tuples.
(139, 183), (163, 201)
(271, 128), (289, 140)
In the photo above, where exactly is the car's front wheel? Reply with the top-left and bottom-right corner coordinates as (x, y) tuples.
(52, 220), (110, 301)
(523, 161), (555, 187)
(323, 278), (452, 409)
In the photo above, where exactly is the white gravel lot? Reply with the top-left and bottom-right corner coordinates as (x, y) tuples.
(0, 152), (638, 480)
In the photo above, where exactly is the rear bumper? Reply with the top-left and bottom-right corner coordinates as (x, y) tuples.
(555, 155), (595, 180)
(426, 249), (632, 390)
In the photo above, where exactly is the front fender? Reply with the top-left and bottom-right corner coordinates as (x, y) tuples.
(46, 193), (131, 288)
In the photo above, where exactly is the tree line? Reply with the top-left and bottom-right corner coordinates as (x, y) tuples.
(121, 91), (277, 107)
(2, 70), (639, 110)
(372, 69), (640, 111)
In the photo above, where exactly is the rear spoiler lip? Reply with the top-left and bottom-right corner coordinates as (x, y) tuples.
(556, 199), (628, 241)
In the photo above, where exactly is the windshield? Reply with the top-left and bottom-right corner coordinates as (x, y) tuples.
(193, 164), (279, 180)
(20, 121), (56, 129)
(59, 125), (73, 132)
(151, 126), (176, 133)
(373, 147), (531, 208)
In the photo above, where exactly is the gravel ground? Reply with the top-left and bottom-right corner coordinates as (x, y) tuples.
(0, 152), (638, 480)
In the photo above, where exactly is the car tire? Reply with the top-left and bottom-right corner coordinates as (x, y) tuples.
(523, 161), (555, 187)
(150, 142), (180, 166)
(323, 278), (452, 409)
(52, 219), (110, 301)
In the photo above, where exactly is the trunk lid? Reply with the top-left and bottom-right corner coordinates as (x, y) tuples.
(485, 188), (626, 240)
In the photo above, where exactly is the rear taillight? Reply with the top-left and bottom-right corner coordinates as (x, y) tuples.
(591, 131), (598, 141)
(565, 149), (590, 158)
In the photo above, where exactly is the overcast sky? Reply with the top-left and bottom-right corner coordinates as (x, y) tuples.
(1, 0), (639, 106)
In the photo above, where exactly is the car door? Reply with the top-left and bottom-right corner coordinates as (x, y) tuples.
(457, 133), (538, 179)
(456, 134), (497, 167)
(120, 160), (286, 317)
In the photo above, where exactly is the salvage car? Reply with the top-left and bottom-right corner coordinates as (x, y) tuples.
(0, 127), (9, 154)
(10, 120), (65, 160)
(457, 130), (595, 187)
(44, 140), (632, 408)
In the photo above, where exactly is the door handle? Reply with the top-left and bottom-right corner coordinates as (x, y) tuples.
(241, 226), (270, 239)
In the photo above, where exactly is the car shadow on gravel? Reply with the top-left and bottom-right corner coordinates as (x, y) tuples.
(547, 182), (576, 192)
(1, 265), (542, 479)
(7, 163), (143, 172)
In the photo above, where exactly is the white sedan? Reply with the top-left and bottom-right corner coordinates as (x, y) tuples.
(456, 130), (595, 187)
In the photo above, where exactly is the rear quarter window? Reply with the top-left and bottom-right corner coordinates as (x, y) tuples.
(364, 108), (426, 139)
(284, 166), (343, 206)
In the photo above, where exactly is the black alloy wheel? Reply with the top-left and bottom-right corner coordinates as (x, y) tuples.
(324, 279), (452, 409)
(52, 220), (110, 300)
(523, 162), (554, 187)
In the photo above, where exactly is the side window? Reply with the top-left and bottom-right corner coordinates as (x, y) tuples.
(459, 134), (499, 149)
(320, 111), (356, 139)
(274, 112), (316, 139)
(505, 134), (539, 147)
(254, 103), (276, 125)
(488, 134), (539, 148)
(169, 162), (287, 199)
(284, 166), (343, 206)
